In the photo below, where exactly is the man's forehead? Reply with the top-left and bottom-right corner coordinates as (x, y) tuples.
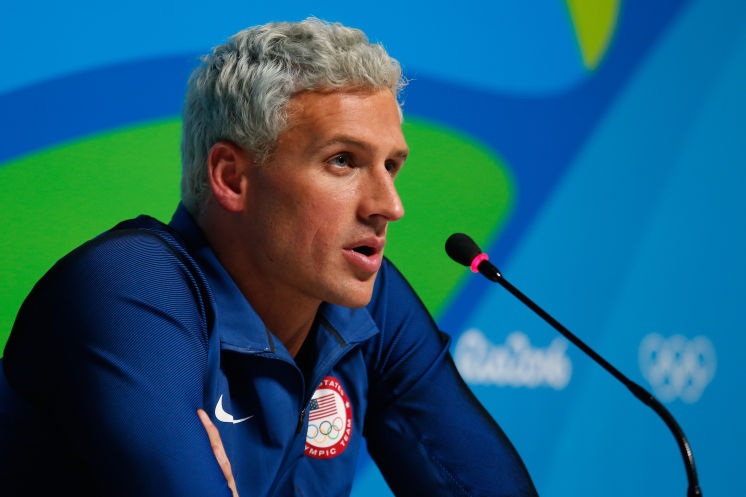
(278, 88), (407, 153)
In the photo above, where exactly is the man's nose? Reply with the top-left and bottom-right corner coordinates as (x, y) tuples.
(359, 166), (405, 223)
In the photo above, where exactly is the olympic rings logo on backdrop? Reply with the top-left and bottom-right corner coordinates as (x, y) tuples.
(305, 376), (352, 459)
(638, 333), (716, 403)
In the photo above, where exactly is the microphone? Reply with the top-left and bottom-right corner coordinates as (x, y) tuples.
(445, 233), (702, 497)
(445, 233), (501, 280)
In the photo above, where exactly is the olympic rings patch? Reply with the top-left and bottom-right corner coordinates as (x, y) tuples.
(305, 376), (352, 459)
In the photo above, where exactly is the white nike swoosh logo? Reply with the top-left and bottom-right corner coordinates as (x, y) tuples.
(215, 394), (254, 424)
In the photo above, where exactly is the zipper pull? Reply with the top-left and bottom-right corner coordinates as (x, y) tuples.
(296, 407), (307, 434)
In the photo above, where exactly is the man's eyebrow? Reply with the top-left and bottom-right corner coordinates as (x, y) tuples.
(313, 136), (409, 160)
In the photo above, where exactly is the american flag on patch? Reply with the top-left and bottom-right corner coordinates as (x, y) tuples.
(309, 393), (337, 421)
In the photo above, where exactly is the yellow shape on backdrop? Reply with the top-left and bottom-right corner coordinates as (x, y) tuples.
(566, 0), (621, 69)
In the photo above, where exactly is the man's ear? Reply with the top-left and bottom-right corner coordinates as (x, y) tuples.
(207, 141), (253, 213)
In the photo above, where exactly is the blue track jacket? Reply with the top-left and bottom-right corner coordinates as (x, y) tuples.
(0, 204), (537, 497)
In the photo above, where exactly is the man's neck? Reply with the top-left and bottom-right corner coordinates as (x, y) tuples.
(242, 285), (318, 358)
(198, 209), (318, 358)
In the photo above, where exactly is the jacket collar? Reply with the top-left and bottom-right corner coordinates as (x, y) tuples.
(168, 203), (379, 356)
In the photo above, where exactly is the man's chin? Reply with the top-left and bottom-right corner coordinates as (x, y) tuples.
(326, 281), (376, 309)
(330, 293), (374, 309)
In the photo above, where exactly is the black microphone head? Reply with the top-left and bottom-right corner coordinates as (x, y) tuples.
(445, 233), (483, 267)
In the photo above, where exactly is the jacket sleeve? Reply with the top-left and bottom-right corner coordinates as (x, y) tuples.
(363, 259), (538, 497)
(3, 231), (232, 496)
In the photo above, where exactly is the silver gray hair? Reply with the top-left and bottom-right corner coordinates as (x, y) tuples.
(180, 18), (405, 215)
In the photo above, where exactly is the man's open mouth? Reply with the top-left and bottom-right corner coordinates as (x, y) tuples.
(352, 246), (375, 256)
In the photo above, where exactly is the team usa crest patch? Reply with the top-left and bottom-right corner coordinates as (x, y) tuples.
(305, 376), (352, 459)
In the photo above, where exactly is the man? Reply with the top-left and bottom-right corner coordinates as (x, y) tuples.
(0, 19), (537, 496)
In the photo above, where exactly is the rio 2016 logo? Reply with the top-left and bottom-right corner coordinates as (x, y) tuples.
(453, 328), (572, 390)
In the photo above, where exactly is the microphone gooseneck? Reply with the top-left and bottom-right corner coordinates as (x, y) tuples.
(445, 233), (702, 497)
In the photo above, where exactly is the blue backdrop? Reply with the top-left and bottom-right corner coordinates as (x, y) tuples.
(2, 1), (744, 495)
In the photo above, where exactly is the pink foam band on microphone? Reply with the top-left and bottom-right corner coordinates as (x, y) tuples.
(470, 253), (489, 273)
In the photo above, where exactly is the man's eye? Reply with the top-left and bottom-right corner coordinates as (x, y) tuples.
(329, 154), (352, 168)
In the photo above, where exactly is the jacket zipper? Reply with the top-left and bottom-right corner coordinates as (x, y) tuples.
(296, 406), (307, 434)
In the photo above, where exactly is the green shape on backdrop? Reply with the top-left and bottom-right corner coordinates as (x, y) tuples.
(566, 0), (620, 69)
(0, 117), (513, 349)
(387, 118), (514, 317)
(0, 119), (183, 350)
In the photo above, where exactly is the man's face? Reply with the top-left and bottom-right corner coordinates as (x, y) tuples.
(237, 88), (407, 309)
